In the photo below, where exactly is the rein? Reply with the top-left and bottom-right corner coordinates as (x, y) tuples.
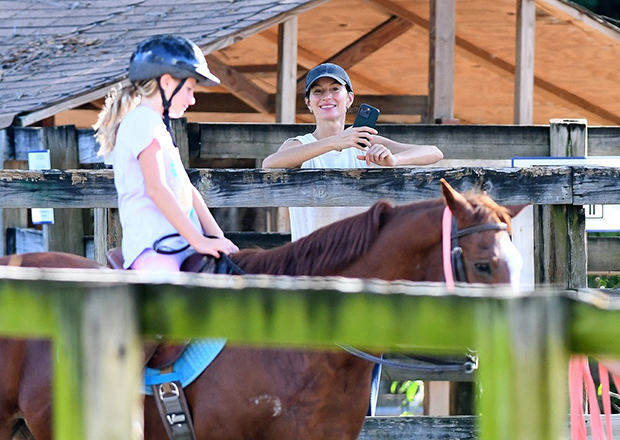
(343, 206), (509, 374)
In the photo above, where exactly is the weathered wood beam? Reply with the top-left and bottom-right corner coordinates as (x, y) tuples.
(588, 237), (620, 273)
(193, 123), (551, 160)
(295, 16), (413, 94)
(514, 0), (536, 124)
(205, 55), (272, 114)
(276, 17), (298, 123)
(428, 0), (455, 122)
(191, 93), (428, 116)
(0, 167), (582, 209)
(259, 29), (402, 95)
(370, 0), (620, 125)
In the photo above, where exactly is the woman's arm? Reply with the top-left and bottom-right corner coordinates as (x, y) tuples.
(358, 135), (443, 167)
(262, 127), (378, 168)
(138, 140), (237, 257)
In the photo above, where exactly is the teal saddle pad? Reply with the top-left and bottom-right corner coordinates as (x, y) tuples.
(143, 338), (226, 395)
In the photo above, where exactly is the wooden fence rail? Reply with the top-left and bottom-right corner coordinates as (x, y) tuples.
(0, 266), (619, 440)
(0, 166), (616, 209)
(2, 120), (620, 166)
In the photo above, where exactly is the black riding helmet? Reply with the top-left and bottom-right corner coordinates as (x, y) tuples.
(129, 34), (220, 86)
(128, 35), (219, 146)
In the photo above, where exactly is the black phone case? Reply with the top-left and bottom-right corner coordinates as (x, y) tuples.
(353, 103), (380, 128)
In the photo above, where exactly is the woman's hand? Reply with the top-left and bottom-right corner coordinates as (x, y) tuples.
(192, 236), (239, 258)
(357, 143), (397, 166)
(337, 126), (378, 152)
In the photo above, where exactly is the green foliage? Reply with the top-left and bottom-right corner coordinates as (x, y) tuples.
(389, 380), (424, 415)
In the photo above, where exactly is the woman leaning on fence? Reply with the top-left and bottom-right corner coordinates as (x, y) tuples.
(93, 34), (237, 271)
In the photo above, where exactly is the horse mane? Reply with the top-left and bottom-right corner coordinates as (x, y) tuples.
(232, 200), (395, 276)
(232, 188), (513, 276)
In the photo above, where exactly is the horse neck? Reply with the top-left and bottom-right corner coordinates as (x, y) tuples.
(337, 201), (447, 281)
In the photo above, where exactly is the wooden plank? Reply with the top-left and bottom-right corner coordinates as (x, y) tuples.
(190, 167), (573, 207)
(276, 17), (298, 123)
(359, 416), (476, 439)
(586, 126), (620, 157)
(195, 123), (550, 160)
(573, 167), (620, 205)
(0, 167), (577, 208)
(428, 0), (455, 122)
(588, 236), (620, 273)
(43, 125), (85, 256)
(171, 118), (190, 167)
(514, 0), (535, 125)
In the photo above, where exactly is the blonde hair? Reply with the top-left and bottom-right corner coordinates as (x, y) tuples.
(94, 79), (159, 157)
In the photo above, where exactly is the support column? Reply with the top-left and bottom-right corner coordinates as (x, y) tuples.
(514, 0), (536, 125)
(428, 0), (455, 124)
(534, 119), (588, 289)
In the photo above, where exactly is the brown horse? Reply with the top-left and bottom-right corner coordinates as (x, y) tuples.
(0, 180), (525, 440)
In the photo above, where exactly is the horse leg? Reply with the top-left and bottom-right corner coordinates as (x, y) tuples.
(17, 340), (52, 440)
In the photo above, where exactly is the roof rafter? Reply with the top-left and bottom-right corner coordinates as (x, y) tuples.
(370, 0), (620, 125)
(205, 55), (272, 114)
(295, 15), (413, 94)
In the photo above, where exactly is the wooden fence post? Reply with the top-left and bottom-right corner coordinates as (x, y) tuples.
(476, 294), (569, 440)
(534, 119), (587, 289)
(44, 126), (85, 256)
(0, 129), (8, 255)
(54, 282), (141, 440)
(93, 208), (121, 265)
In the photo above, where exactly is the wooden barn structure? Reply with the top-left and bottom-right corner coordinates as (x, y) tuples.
(3, 0), (620, 434)
(3, 0), (620, 129)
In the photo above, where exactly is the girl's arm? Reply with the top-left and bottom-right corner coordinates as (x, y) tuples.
(138, 140), (237, 257)
(191, 186), (224, 237)
(262, 126), (378, 168)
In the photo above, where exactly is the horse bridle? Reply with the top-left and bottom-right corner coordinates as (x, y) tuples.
(449, 216), (508, 283)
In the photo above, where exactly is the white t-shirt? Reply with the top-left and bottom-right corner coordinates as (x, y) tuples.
(289, 133), (369, 241)
(112, 106), (202, 268)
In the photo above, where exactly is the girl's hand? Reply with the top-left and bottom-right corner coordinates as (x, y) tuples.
(357, 143), (397, 166)
(193, 236), (239, 258)
(337, 126), (378, 152)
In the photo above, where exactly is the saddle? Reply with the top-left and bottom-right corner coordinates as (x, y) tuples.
(106, 248), (242, 369)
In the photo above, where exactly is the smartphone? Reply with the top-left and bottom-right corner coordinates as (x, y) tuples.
(353, 103), (380, 128)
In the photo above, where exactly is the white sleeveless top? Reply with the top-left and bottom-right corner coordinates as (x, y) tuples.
(289, 133), (369, 241)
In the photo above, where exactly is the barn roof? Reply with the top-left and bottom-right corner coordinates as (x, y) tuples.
(3, 0), (620, 128)
(0, 0), (327, 129)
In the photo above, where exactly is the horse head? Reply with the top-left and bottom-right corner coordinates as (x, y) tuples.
(440, 178), (526, 289)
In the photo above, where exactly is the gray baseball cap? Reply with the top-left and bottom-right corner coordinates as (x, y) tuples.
(304, 63), (353, 95)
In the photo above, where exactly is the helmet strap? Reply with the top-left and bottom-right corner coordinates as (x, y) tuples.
(157, 77), (187, 148)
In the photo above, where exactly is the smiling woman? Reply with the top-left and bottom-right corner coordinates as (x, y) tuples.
(262, 62), (444, 242)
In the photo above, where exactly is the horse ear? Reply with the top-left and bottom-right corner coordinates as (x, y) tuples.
(504, 203), (530, 218)
(440, 178), (474, 222)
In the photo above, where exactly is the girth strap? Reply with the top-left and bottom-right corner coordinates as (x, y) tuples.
(151, 366), (196, 440)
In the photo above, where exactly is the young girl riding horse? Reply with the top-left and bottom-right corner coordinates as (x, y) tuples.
(94, 34), (237, 271)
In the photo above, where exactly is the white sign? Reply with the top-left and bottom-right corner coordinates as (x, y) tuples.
(27, 150), (54, 225)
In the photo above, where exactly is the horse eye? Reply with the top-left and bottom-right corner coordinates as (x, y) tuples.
(474, 262), (492, 275)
